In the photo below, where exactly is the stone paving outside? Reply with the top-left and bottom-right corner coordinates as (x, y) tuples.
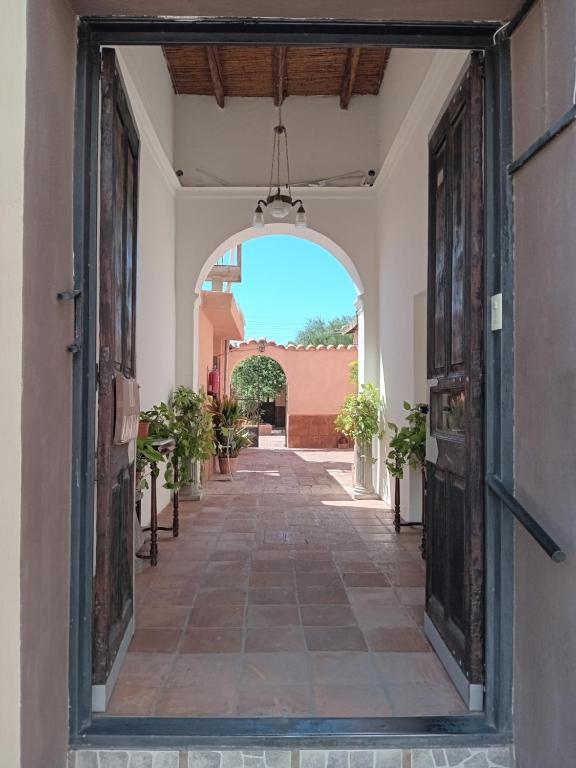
(107, 443), (466, 717)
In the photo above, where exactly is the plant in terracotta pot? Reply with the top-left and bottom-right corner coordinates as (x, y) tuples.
(138, 408), (157, 439)
(209, 395), (252, 475)
(335, 383), (384, 499)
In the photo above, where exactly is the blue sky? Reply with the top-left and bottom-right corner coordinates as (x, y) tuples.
(226, 236), (357, 344)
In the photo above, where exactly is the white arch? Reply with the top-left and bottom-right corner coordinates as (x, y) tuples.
(194, 223), (365, 296)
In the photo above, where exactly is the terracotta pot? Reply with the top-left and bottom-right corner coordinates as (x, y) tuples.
(138, 420), (150, 439)
(218, 455), (239, 474)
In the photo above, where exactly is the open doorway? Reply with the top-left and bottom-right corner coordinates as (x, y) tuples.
(70, 19), (512, 742)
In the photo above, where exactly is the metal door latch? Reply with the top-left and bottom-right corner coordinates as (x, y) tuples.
(57, 288), (81, 301)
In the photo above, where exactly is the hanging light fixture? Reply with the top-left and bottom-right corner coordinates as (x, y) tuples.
(253, 105), (307, 229)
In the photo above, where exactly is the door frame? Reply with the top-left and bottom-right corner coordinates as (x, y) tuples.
(70, 17), (514, 748)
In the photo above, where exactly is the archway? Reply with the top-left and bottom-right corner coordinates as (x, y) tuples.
(193, 224), (367, 391)
(230, 353), (288, 448)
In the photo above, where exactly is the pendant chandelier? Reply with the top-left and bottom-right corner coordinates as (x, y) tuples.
(253, 106), (307, 229)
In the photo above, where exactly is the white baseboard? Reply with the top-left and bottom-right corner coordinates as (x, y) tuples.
(91, 615), (134, 712)
(424, 612), (484, 711)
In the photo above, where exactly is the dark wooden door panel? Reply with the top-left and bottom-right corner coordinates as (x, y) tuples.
(93, 49), (139, 686)
(426, 53), (484, 690)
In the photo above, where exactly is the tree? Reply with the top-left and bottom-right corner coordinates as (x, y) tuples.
(231, 355), (287, 402)
(292, 315), (355, 346)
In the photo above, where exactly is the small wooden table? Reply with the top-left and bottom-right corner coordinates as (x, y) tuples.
(136, 437), (179, 566)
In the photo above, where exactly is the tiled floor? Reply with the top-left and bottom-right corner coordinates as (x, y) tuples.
(106, 445), (467, 717)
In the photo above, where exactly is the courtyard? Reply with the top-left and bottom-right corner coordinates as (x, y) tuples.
(108, 446), (465, 717)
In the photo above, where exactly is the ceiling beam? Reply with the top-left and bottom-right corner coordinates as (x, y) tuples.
(206, 46), (225, 108)
(339, 47), (361, 110)
(272, 46), (287, 106)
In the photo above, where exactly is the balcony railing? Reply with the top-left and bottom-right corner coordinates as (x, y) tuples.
(206, 244), (242, 291)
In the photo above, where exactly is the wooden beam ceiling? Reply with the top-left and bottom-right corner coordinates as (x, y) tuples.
(340, 48), (361, 110)
(163, 45), (391, 108)
(205, 46), (225, 108)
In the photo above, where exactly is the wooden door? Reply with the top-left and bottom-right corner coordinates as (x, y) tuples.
(425, 54), (484, 706)
(93, 49), (139, 686)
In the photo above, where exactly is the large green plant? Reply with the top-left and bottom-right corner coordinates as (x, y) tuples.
(144, 386), (214, 490)
(385, 402), (428, 480)
(335, 383), (384, 445)
(231, 355), (286, 402)
(208, 394), (252, 457)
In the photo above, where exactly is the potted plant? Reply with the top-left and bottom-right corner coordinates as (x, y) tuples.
(335, 383), (384, 499)
(215, 423), (252, 475)
(145, 386), (215, 498)
(385, 401), (428, 544)
(209, 395), (252, 475)
(138, 408), (157, 439)
(136, 435), (165, 492)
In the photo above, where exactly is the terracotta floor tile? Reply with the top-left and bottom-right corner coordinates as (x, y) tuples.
(129, 628), (182, 653)
(304, 626), (368, 651)
(295, 572), (344, 588)
(194, 588), (247, 607)
(373, 651), (450, 685)
(116, 652), (175, 687)
(250, 571), (295, 587)
(143, 587), (193, 607)
(107, 681), (161, 716)
(298, 586), (349, 605)
(137, 604), (190, 629)
(386, 682), (466, 716)
(246, 604), (301, 627)
(236, 685), (313, 716)
(364, 627), (430, 652)
(251, 559), (294, 572)
(299, 604), (357, 627)
(313, 685), (392, 717)
(310, 651), (378, 685)
(352, 604), (416, 630)
(394, 587), (426, 605)
(249, 587), (297, 605)
(165, 653), (240, 688)
(347, 587), (400, 607)
(188, 604), (245, 627)
(245, 627), (306, 652)
(240, 652), (310, 685)
(156, 685), (236, 716)
(293, 561), (337, 573)
(180, 627), (243, 653)
(342, 572), (390, 588)
(380, 565), (426, 587)
(202, 572), (250, 588)
(336, 561), (380, 573)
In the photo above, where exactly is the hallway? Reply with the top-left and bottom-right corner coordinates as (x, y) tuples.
(108, 447), (466, 717)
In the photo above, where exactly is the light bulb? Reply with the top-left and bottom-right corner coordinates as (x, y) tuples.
(252, 205), (265, 228)
(295, 205), (307, 229)
(269, 197), (291, 219)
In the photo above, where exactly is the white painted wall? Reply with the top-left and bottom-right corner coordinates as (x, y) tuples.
(116, 51), (179, 524)
(0, 2), (25, 764)
(375, 49), (469, 516)
(174, 94), (380, 186)
(117, 46), (175, 163)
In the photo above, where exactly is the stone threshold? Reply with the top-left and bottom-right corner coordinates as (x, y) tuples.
(69, 746), (514, 768)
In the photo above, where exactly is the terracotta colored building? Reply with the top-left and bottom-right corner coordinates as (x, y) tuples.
(226, 339), (358, 448)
